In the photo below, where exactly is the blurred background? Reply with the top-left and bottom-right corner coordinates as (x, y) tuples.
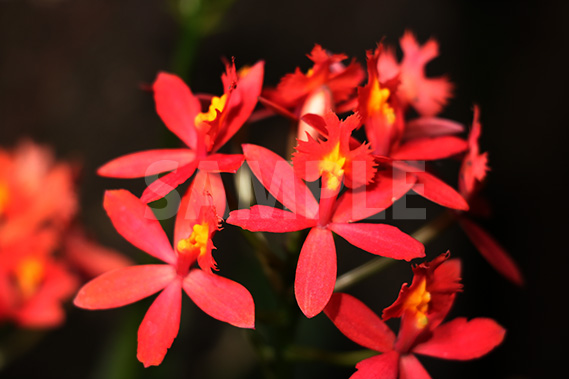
(1, 0), (567, 378)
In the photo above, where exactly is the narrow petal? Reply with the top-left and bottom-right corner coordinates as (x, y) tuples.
(391, 136), (468, 161)
(324, 293), (395, 352)
(183, 269), (254, 328)
(227, 205), (316, 232)
(295, 227), (336, 318)
(412, 317), (506, 360)
(137, 280), (182, 367)
(459, 218), (524, 286)
(97, 149), (196, 179)
(330, 223), (424, 261)
(399, 355), (431, 379)
(352, 351), (400, 379)
(140, 161), (198, 203)
(204, 153), (244, 173)
(74, 265), (175, 309)
(153, 72), (201, 149)
(404, 117), (464, 140)
(174, 171), (226, 246)
(243, 144), (318, 219)
(104, 190), (177, 264)
(332, 168), (416, 223)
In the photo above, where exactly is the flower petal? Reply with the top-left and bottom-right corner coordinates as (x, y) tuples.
(295, 227), (336, 318)
(104, 190), (176, 264)
(203, 153), (244, 173)
(412, 317), (506, 360)
(74, 265), (175, 309)
(153, 72), (201, 149)
(399, 355), (431, 379)
(324, 293), (395, 352)
(391, 136), (468, 161)
(227, 205), (317, 232)
(332, 168), (416, 223)
(352, 351), (400, 379)
(97, 149), (196, 179)
(243, 144), (318, 219)
(183, 269), (254, 328)
(404, 117), (464, 140)
(140, 161), (198, 203)
(329, 223), (424, 261)
(137, 280), (182, 367)
(459, 217), (524, 286)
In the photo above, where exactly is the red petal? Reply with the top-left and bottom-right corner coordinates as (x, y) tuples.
(329, 223), (424, 261)
(74, 265), (175, 309)
(203, 153), (244, 173)
(213, 61), (264, 151)
(243, 144), (318, 219)
(332, 168), (415, 223)
(352, 351), (400, 379)
(324, 293), (395, 352)
(459, 218), (524, 286)
(137, 280), (182, 367)
(412, 317), (506, 360)
(392, 163), (468, 211)
(140, 161), (198, 203)
(391, 136), (468, 161)
(175, 171), (226, 245)
(227, 205), (316, 232)
(404, 117), (464, 140)
(153, 72), (200, 149)
(104, 190), (176, 264)
(183, 269), (254, 328)
(97, 149), (196, 179)
(399, 355), (431, 379)
(295, 227), (336, 318)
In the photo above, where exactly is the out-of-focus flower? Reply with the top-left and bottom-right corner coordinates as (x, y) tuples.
(456, 107), (524, 285)
(377, 30), (454, 117)
(98, 60), (264, 206)
(74, 186), (254, 367)
(325, 253), (505, 378)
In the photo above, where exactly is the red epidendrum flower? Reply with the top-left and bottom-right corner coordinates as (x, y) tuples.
(98, 59), (264, 205)
(74, 181), (254, 367)
(325, 253), (505, 378)
(228, 112), (425, 318)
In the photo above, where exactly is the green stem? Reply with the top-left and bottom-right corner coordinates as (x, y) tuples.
(284, 346), (376, 366)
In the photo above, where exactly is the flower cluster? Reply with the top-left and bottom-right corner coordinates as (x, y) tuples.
(74, 31), (520, 375)
(0, 141), (129, 329)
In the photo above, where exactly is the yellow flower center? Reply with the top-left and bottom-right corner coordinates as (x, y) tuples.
(194, 94), (227, 125)
(0, 181), (9, 216)
(306, 68), (315, 77)
(15, 257), (45, 299)
(404, 277), (432, 329)
(368, 79), (396, 124)
(319, 143), (346, 191)
(177, 222), (210, 257)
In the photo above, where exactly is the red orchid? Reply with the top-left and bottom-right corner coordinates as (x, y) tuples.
(353, 46), (469, 212)
(262, 45), (364, 140)
(325, 253), (505, 378)
(227, 115), (424, 318)
(377, 30), (454, 117)
(74, 186), (254, 367)
(98, 60), (264, 205)
(456, 107), (523, 285)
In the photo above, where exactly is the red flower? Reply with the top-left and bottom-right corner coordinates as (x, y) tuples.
(377, 30), (454, 117)
(325, 254), (505, 378)
(457, 107), (523, 285)
(98, 60), (264, 204)
(74, 185), (254, 367)
(227, 121), (424, 318)
(262, 45), (364, 141)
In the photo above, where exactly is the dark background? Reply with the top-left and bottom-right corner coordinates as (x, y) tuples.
(1, 0), (567, 378)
